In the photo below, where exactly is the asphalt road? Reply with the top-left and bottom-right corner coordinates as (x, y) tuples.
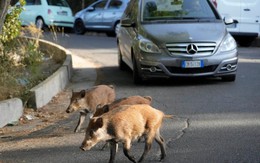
(0, 32), (259, 163)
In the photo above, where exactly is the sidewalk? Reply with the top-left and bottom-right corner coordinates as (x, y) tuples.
(0, 54), (97, 140)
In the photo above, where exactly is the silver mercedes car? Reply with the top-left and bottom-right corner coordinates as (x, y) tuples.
(117, 0), (238, 84)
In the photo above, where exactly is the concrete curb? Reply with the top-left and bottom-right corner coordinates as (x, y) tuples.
(0, 38), (73, 128)
(0, 98), (23, 128)
(28, 39), (73, 109)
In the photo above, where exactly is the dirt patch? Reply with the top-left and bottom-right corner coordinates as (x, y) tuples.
(0, 90), (72, 140)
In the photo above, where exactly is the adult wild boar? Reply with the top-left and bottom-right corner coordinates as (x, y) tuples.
(66, 85), (115, 132)
(80, 104), (172, 163)
(93, 95), (153, 150)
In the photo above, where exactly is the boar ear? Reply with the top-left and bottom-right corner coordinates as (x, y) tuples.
(102, 105), (109, 113)
(144, 96), (152, 102)
(108, 85), (115, 89)
(96, 118), (103, 128)
(80, 90), (86, 98)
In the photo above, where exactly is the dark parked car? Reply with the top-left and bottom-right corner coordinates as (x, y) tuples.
(73, 0), (129, 36)
(117, 0), (238, 84)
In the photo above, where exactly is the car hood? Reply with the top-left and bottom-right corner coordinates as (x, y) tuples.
(140, 22), (227, 47)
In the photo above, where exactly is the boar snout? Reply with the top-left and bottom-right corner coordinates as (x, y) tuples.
(80, 142), (92, 151)
(80, 145), (87, 151)
(66, 108), (72, 113)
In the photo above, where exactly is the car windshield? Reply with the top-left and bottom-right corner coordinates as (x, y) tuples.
(47, 0), (69, 7)
(141, 0), (216, 22)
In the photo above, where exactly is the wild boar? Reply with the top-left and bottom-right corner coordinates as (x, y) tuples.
(66, 85), (116, 133)
(80, 104), (173, 163)
(93, 95), (152, 117)
(93, 95), (153, 150)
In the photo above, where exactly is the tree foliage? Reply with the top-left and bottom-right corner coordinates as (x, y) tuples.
(0, 0), (25, 43)
(0, 0), (11, 34)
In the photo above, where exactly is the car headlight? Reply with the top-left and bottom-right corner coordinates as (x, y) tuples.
(139, 38), (161, 53)
(219, 33), (237, 52)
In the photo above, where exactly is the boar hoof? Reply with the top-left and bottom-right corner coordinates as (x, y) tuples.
(74, 128), (81, 133)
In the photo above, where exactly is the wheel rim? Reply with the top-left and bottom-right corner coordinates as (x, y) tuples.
(118, 46), (122, 66)
(115, 23), (120, 36)
(36, 18), (43, 29)
(133, 57), (142, 84)
(75, 21), (84, 33)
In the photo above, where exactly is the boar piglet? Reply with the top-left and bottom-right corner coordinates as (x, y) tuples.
(81, 104), (173, 163)
(93, 95), (152, 117)
(66, 85), (116, 133)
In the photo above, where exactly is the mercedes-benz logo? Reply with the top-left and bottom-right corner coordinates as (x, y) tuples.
(186, 44), (198, 54)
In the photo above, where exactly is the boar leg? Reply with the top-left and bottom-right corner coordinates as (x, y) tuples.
(138, 136), (153, 163)
(101, 142), (109, 150)
(109, 141), (117, 163)
(74, 112), (87, 133)
(123, 140), (137, 163)
(154, 133), (166, 161)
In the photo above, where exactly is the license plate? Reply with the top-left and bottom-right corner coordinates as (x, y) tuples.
(57, 11), (68, 16)
(182, 60), (204, 68)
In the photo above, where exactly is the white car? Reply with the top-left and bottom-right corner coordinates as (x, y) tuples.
(16, 0), (74, 29)
(212, 0), (260, 46)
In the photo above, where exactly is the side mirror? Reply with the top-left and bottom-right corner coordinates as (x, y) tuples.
(223, 16), (234, 25)
(87, 6), (95, 12)
(120, 18), (135, 27)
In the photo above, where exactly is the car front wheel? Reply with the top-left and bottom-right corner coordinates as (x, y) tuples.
(118, 46), (128, 71)
(74, 19), (85, 35)
(132, 56), (143, 84)
(35, 18), (45, 30)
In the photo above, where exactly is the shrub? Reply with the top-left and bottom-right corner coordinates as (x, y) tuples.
(0, 0), (60, 105)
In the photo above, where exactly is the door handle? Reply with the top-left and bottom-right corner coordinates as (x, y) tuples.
(244, 8), (250, 11)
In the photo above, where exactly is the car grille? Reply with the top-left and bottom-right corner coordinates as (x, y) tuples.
(166, 65), (218, 74)
(166, 42), (216, 57)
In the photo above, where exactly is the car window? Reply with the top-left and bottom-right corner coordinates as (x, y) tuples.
(122, 0), (138, 19)
(108, 0), (123, 9)
(25, 0), (41, 5)
(142, 0), (217, 21)
(94, 1), (108, 9)
(46, 0), (70, 7)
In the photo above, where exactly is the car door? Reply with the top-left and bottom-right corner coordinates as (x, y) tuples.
(239, 0), (260, 34)
(19, 0), (42, 26)
(102, 0), (124, 29)
(118, 0), (138, 69)
(83, 0), (107, 29)
(217, 0), (241, 33)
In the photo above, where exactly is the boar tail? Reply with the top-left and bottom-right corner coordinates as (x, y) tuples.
(163, 114), (174, 119)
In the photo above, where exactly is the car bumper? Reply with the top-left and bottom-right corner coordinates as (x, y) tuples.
(46, 17), (74, 28)
(137, 49), (238, 79)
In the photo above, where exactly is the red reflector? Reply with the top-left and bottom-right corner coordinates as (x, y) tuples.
(48, 9), (52, 14)
(211, 0), (217, 8)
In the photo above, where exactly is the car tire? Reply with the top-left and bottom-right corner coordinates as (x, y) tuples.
(236, 36), (255, 47)
(118, 46), (128, 71)
(74, 19), (85, 35)
(222, 75), (236, 82)
(132, 56), (143, 84)
(35, 18), (45, 30)
(106, 22), (120, 37)
(115, 22), (120, 36)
